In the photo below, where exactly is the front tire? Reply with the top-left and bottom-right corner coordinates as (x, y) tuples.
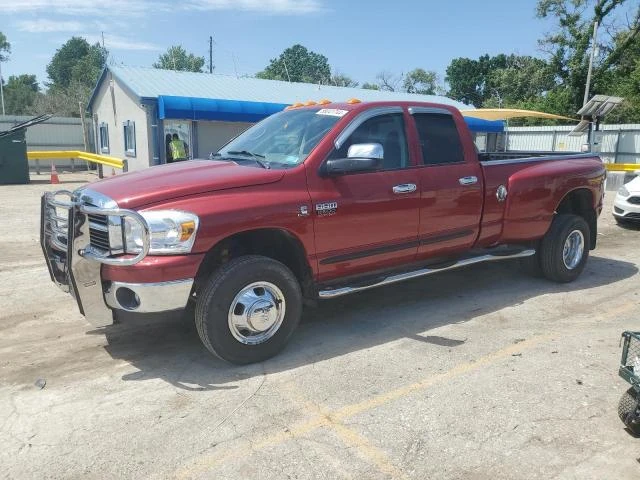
(618, 388), (640, 435)
(539, 214), (590, 283)
(195, 255), (302, 364)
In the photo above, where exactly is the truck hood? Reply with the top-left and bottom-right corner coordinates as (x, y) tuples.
(85, 160), (285, 208)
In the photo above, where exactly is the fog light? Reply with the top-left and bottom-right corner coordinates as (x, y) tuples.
(116, 287), (140, 310)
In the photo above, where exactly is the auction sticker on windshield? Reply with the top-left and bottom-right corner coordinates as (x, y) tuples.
(316, 109), (349, 117)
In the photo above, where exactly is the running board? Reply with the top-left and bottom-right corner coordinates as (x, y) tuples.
(318, 249), (536, 299)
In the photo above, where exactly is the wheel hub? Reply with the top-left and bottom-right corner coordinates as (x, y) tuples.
(562, 229), (585, 270)
(247, 299), (278, 331)
(228, 282), (286, 345)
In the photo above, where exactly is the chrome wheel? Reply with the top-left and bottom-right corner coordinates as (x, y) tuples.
(228, 282), (286, 345)
(562, 230), (584, 270)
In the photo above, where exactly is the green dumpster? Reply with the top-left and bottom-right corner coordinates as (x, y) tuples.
(0, 114), (53, 185)
(0, 127), (29, 185)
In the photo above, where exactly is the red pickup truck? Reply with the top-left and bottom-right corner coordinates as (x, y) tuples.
(42, 101), (605, 364)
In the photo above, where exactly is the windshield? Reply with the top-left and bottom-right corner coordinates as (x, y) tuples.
(215, 109), (343, 169)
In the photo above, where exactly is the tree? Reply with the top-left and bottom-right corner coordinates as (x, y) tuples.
(403, 68), (438, 95)
(0, 31), (10, 62)
(153, 45), (205, 73)
(599, 30), (640, 122)
(331, 73), (358, 87)
(375, 71), (401, 91)
(256, 44), (331, 84)
(47, 37), (106, 90)
(3, 75), (39, 115)
(537, 0), (640, 113)
(361, 82), (380, 90)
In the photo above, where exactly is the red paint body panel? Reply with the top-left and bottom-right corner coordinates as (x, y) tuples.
(102, 254), (205, 283)
(88, 101), (605, 289)
(88, 160), (285, 209)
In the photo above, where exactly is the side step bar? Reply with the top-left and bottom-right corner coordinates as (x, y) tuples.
(318, 249), (536, 299)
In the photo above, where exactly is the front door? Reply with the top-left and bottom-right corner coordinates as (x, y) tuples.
(308, 109), (421, 282)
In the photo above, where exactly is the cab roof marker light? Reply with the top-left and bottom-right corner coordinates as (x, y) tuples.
(318, 99), (331, 105)
(292, 102), (304, 108)
(304, 100), (317, 106)
(347, 98), (362, 104)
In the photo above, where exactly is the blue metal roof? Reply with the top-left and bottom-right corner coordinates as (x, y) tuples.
(465, 117), (504, 133)
(91, 65), (473, 110)
(158, 96), (289, 122)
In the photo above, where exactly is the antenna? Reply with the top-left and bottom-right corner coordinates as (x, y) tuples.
(209, 36), (213, 74)
(232, 52), (239, 79)
(282, 57), (291, 82)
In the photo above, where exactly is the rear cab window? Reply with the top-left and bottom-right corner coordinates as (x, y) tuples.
(412, 112), (465, 166)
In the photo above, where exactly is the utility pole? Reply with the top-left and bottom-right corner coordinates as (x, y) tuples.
(209, 36), (213, 74)
(583, 20), (599, 107)
(0, 61), (5, 115)
(582, 20), (599, 148)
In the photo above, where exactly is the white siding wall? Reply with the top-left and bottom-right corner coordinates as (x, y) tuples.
(92, 73), (150, 172)
(196, 121), (252, 157)
(506, 124), (640, 164)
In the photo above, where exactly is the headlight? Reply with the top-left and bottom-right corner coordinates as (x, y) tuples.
(123, 210), (199, 255)
(618, 185), (630, 197)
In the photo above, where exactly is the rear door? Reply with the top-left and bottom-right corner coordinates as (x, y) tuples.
(308, 108), (420, 282)
(409, 107), (484, 259)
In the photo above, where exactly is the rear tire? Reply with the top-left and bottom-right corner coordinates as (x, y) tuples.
(539, 214), (590, 283)
(195, 255), (303, 364)
(618, 388), (640, 435)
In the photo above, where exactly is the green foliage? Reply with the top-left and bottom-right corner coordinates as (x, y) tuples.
(361, 82), (380, 90)
(536, 0), (640, 114)
(256, 44), (331, 84)
(0, 31), (10, 62)
(403, 68), (438, 95)
(3, 74), (39, 115)
(153, 45), (205, 72)
(331, 73), (358, 87)
(47, 37), (106, 90)
(446, 54), (554, 107)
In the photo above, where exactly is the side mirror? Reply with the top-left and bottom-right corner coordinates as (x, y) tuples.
(322, 143), (383, 176)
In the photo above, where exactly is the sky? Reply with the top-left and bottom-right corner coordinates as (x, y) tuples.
(0, 0), (558, 88)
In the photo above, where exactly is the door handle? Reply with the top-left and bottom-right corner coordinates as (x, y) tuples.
(459, 176), (478, 186)
(392, 183), (417, 194)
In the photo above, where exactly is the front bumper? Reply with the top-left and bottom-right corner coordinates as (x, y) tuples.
(613, 193), (640, 221)
(40, 189), (193, 327)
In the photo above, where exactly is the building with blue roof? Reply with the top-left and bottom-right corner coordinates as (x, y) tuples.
(88, 65), (502, 170)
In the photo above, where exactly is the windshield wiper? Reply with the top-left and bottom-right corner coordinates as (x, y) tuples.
(226, 150), (270, 169)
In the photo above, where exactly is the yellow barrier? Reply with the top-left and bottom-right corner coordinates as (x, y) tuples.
(604, 163), (639, 173)
(27, 151), (124, 169)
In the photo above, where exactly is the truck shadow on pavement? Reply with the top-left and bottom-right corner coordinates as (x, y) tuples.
(98, 255), (637, 390)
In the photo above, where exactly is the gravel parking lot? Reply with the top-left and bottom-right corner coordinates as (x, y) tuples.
(1, 172), (640, 479)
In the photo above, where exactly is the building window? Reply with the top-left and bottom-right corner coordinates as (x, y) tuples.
(99, 123), (109, 153)
(123, 120), (136, 157)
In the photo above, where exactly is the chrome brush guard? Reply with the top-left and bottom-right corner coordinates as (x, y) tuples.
(40, 189), (150, 327)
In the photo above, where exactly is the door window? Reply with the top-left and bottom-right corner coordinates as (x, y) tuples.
(413, 113), (464, 165)
(328, 113), (409, 170)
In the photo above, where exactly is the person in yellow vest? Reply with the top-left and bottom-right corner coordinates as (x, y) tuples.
(170, 133), (188, 161)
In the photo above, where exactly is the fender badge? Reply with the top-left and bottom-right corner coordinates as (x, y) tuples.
(496, 185), (508, 202)
(315, 201), (338, 216)
(298, 205), (309, 217)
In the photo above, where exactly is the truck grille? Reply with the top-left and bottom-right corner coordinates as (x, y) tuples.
(88, 213), (111, 252)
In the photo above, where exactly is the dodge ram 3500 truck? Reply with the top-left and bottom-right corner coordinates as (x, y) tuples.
(41, 101), (605, 364)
